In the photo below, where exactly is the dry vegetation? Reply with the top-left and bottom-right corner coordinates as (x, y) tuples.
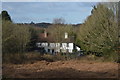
(2, 52), (119, 78)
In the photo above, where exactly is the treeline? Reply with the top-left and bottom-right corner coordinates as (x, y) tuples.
(1, 11), (40, 54)
(76, 3), (119, 61)
(47, 18), (77, 43)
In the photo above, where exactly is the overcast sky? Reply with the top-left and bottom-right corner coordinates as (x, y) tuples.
(2, 2), (98, 24)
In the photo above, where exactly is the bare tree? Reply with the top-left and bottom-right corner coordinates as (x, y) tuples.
(53, 18), (65, 24)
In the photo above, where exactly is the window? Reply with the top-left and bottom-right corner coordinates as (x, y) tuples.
(48, 49), (50, 53)
(52, 49), (54, 53)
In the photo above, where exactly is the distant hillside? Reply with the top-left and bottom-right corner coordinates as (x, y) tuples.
(17, 22), (82, 28)
(72, 24), (82, 27)
(18, 22), (52, 28)
(34, 22), (52, 28)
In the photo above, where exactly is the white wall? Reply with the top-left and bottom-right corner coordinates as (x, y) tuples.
(36, 42), (78, 53)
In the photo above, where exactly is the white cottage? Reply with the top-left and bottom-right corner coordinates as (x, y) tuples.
(36, 31), (81, 54)
(36, 42), (80, 54)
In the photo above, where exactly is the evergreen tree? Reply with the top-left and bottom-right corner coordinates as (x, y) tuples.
(1, 10), (12, 22)
(77, 4), (118, 58)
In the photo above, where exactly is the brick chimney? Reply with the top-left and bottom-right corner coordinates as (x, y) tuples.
(44, 29), (47, 38)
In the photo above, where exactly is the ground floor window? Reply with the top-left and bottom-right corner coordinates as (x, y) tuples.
(48, 49), (50, 53)
(52, 49), (54, 53)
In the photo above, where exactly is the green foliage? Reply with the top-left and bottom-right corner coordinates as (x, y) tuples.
(48, 24), (75, 42)
(26, 27), (39, 51)
(2, 21), (31, 53)
(46, 18), (77, 43)
(1, 10), (31, 53)
(1, 10), (12, 22)
(77, 4), (118, 59)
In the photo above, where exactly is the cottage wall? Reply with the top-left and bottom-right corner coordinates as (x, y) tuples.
(36, 43), (78, 53)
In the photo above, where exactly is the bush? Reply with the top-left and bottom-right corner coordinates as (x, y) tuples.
(2, 21), (30, 54)
(98, 48), (118, 62)
(3, 52), (67, 64)
(3, 52), (42, 64)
